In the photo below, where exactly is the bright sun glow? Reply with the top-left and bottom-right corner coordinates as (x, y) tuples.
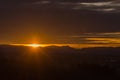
(28, 44), (41, 48)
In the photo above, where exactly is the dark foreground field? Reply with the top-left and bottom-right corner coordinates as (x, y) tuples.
(0, 45), (120, 80)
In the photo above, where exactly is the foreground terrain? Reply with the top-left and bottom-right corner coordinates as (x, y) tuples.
(0, 45), (120, 80)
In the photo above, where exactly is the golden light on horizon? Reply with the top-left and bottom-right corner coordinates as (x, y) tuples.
(27, 44), (41, 48)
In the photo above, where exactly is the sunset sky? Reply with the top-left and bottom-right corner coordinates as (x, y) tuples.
(0, 0), (120, 44)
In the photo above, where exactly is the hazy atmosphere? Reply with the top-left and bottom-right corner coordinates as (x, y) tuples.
(1, 0), (120, 80)
(0, 0), (120, 45)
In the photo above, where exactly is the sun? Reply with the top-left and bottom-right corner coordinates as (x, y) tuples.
(28, 44), (41, 48)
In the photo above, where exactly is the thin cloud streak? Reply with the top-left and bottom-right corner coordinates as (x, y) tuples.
(59, 1), (120, 13)
(69, 32), (120, 44)
(27, 1), (50, 5)
(80, 1), (112, 6)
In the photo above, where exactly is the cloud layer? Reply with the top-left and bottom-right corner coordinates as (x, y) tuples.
(59, 0), (120, 13)
(69, 32), (120, 44)
(0, 0), (120, 13)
